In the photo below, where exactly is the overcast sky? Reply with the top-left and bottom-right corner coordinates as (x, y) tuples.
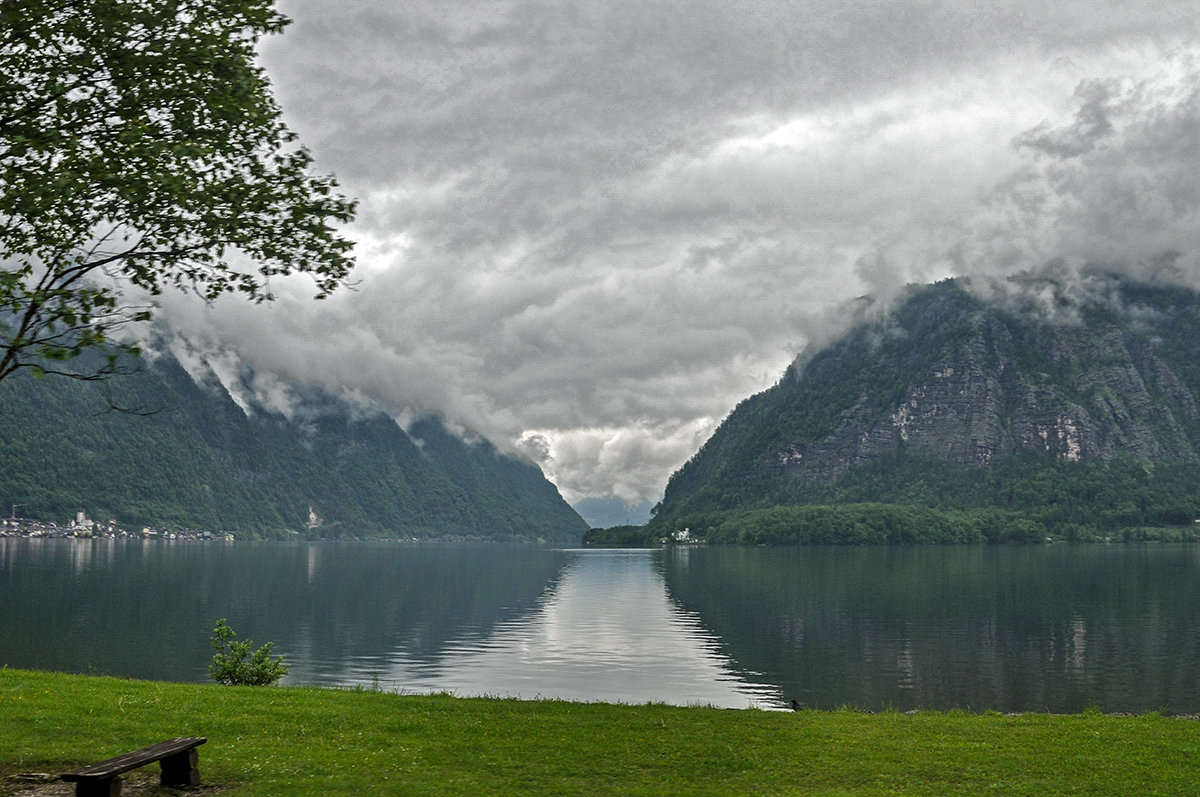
(152, 1), (1200, 513)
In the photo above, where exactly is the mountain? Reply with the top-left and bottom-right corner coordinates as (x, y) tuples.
(572, 497), (655, 529)
(0, 343), (587, 541)
(646, 275), (1200, 544)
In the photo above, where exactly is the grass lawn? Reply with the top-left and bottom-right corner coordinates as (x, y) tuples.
(2, 668), (1199, 795)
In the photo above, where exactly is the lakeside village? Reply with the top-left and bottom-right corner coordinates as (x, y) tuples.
(0, 510), (235, 541)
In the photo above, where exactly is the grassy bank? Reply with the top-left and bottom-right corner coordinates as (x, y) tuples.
(3, 669), (1199, 795)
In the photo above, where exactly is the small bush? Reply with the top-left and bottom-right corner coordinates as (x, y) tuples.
(209, 618), (288, 686)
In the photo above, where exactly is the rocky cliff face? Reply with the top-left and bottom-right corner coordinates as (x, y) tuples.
(654, 275), (1200, 523)
(773, 305), (1199, 484)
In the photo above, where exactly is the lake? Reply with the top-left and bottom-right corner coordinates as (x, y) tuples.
(2, 538), (1199, 713)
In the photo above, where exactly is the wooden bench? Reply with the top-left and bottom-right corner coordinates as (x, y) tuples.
(60, 737), (206, 797)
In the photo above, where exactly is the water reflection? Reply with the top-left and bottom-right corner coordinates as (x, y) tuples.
(7, 539), (1200, 713)
(0, 540), (569, 684)
(319, 549), (780, 708)
(659, 544), (1200, 714)
(279, 543), (571, 680)
(0, 540), (779, 708)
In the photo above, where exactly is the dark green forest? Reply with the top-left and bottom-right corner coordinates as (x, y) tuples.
(0, 349), (586, 540)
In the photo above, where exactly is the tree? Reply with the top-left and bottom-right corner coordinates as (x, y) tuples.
(0, 0), (356, 381)
(209, 618), (288, 686)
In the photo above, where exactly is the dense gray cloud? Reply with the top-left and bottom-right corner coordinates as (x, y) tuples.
(148, 2), (1200, 512)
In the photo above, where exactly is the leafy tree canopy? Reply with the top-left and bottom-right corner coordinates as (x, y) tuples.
(0, 0), (356, 380)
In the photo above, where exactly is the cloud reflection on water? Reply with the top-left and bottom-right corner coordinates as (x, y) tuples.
(330, 549), (782, 709)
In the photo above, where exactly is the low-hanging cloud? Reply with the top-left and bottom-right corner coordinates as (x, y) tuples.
(953, 56), (1200, 286)
(143, 2), (1200, 510)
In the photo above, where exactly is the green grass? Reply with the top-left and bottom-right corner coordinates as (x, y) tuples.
(3, 669), (1199, 795)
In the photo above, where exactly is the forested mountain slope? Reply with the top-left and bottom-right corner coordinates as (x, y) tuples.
(0, 345), (586, 540)
(646, 276), (1200, 543)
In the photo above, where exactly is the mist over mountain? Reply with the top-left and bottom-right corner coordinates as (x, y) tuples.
(572, 497), (655, 530)
(174, 7), (1200, 514)
(646, 274), (1200, 543)
(0, 342), (587, 541)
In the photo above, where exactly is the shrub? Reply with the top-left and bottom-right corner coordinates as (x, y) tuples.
(209, 618), (288, 686)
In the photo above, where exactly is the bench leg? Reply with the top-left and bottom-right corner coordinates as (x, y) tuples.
(159, 747), (201, 787)
(74, 777), (120, 797)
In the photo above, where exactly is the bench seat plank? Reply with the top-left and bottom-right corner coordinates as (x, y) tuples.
(61, 737), (206, 795)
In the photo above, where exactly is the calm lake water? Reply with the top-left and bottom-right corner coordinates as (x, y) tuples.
(2, 539), (1199, 713)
